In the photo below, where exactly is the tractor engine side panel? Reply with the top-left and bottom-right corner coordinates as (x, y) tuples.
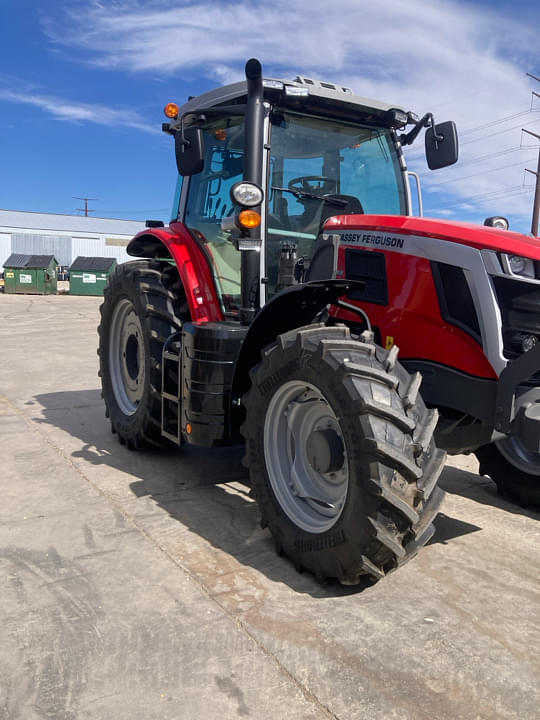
(334, 245), (497, 379)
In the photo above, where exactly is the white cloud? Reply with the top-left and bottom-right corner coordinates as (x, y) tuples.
(0, 88), (156, 134)
(41, 0), (540, 230)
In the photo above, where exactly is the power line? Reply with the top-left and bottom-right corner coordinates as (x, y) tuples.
(461, 117), (540, 146)
(408, 116), (540, 153)
(428, 145), (525, 172)
(406, 110), (540, 158)
(460, 109), (539, 136)
(442, 185), (533, 209)
(428, 157), (537, 187)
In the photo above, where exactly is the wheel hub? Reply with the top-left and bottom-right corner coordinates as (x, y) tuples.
(109, 299), (145, 416)
(306, 429), (345, 474)
(125, 334), (140, 380)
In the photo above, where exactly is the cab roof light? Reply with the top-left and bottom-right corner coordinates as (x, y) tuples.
(263, 79), (284, 90)
(294, 76), (353, 94)
(164, 102), (179, 119)
(285, 85), (310, 97)
(387, 108), (408, 129)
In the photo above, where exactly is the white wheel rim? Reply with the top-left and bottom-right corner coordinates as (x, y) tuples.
(263, 380), (348, 534)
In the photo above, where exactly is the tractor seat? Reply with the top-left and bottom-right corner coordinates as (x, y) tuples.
(320, 194), (364, 226)
(300, 194), (364, 236)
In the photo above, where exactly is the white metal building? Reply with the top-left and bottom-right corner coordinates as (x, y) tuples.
(0, 210), (145, 269)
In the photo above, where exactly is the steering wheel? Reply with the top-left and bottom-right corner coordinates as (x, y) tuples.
(287, 175), (337, 195)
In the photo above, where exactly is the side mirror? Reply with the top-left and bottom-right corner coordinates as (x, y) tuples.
(175, 127), (205, 176)
(425, 121), (458, 170)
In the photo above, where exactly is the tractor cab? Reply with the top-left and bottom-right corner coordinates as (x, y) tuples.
(164, 63), (457, 319)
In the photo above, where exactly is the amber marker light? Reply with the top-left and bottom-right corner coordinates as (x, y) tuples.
(238, 210), (261, 229)
(164, 102), (179, 119)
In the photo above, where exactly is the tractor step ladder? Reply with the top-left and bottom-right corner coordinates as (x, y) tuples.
(161, 332), (183, 445)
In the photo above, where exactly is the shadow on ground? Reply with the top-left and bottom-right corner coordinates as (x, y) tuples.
(31, 388), (537, 596)
(439, 463), (540, 520)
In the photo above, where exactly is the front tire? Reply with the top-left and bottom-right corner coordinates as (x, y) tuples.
(242, 325), (446, 584)
(98, 260), (184, 449)
(476, 440), (540, 506)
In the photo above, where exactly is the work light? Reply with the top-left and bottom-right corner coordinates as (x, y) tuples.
(230, 182), (263, 208)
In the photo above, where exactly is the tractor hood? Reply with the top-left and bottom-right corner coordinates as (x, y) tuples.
(325, 214), (540, 260)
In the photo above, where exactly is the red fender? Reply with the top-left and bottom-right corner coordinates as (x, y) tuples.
(127, 222), (223, 323)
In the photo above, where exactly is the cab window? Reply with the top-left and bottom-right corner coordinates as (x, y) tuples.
(183, 117), (244, 315)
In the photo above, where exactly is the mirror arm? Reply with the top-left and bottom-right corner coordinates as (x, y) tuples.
(400, 112), (443, 147)
(425, 113), (444, 147)
(174, 112), (208, 149)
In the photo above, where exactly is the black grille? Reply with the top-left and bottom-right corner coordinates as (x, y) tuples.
(345, 249), (388, 305)
(431, 262), (481, 343)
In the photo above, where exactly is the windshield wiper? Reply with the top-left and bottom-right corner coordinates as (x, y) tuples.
(271, 187), (348, 206)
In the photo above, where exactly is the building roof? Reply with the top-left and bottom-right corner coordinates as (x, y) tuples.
(4, 253), (57, 268)
(70, 256), (117, 271)
(0, 209), (145, 236)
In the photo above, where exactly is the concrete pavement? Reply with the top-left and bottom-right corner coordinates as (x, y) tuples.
(1, 293), (539, 720)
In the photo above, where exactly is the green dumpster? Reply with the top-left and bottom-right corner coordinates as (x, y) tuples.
(3, 254), (58, 294)
(69, 257), (117, 296)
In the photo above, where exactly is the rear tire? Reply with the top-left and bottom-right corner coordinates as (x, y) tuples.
(476, 440), (540, 507)
(242, 325), (446, 584)
(98, 260), (184, 449)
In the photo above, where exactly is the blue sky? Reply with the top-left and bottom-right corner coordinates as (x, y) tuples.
(0, 0), (539, 233)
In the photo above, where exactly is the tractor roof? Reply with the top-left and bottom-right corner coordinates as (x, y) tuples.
(178, 75), (407, 126)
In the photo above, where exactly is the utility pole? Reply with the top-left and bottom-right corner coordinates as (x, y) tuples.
(523, 74), (540, 236)
(73, 197), (98, 217)
(523, 129), (540, 236)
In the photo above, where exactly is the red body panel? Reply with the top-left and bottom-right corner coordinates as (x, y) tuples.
(326, 214), (540, 258)
(131, 222), (223, 323)
(335, 247), (497, 378)
(325, 214), (530, 380)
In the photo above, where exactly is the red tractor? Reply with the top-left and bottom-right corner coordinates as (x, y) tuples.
(98, 59), (540, 585)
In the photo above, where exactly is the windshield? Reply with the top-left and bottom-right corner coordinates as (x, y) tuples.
(267, 112), (407, 291)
